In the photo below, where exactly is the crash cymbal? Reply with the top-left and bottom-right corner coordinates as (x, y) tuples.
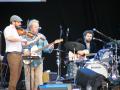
(64, 41), (85, 51)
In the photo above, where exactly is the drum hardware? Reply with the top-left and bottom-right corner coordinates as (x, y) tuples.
(93, 28), (120, 81)
(55, 48), (63, 82)
(55, 25), (64, 82)
(64, 41), (88, 85)
(109, 44), (120, 81)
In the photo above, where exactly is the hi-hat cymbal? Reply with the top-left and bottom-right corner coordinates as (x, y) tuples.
(64, 41), (85, 51)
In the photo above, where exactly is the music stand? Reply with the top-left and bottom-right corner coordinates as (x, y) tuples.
(22, 55), (40, 90)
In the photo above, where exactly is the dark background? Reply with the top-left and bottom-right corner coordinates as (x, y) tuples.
(0, 0), (120, 75)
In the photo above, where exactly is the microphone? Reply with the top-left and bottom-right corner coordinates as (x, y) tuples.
(92, 28), (102, 34)
(66, 28), (69, 37)
(38, 27), (42, 30)
(92, 28), (96, 32)
(93, 37), (103, 42)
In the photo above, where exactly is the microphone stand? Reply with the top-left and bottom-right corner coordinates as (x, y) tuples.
(56, 25), (63, 82)
(93, 28), (120, 80)
(93, 28), (115, 42)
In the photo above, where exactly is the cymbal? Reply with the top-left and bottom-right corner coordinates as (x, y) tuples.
(64, 41), (85, 51)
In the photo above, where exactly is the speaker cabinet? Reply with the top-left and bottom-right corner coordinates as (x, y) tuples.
(42, 72), (57, 83)
(38, 84), (72, 90)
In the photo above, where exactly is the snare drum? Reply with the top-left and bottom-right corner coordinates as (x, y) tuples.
(84, 61), (108, 78)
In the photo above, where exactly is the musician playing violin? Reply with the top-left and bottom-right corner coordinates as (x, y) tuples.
(23, 19), (54, 90)
(3, 15), (26, 90)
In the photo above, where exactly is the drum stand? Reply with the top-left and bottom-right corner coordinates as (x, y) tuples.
(71, 48), (78, 86)
(93, 29), (120, 78)
(110, 43), (120, 80)
(55, 48), (64, 82)
(55, 25), (64, 82)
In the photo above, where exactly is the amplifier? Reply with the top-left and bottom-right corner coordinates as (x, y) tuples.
(38, 84), (72, 90)
(42, 71), (57, 83)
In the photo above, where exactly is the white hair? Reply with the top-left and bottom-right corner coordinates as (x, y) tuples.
(27, 19), (39, 30)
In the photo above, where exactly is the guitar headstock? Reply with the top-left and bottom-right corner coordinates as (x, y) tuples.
(54, 39), (63, 44)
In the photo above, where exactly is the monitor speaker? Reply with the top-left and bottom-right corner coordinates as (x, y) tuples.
(38, 84), (72, 90)
(75, 67), (106, 89)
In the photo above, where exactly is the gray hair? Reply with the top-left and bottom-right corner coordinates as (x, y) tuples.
(27, 19), (39, 30)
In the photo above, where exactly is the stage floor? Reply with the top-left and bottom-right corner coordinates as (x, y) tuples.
(0, 82), (120, 90)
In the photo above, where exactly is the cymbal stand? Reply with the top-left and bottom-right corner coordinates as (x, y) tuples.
(73, 48), (77, 85)
(56, 25), (63, 82)
(56, 49), (62, 82)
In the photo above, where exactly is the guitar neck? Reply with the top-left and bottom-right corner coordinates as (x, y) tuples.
(34, 41), (55, 53)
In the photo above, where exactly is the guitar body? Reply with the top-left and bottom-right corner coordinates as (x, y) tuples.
(23, 45), (39, 65)
(23, 39), (63, 64)
(23, 59), (33, 65)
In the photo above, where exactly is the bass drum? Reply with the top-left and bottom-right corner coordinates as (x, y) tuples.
(84, 61), (108, 78)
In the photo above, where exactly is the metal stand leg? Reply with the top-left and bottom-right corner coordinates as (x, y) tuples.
(56, 51), (63, 82)
(55, 49), (64, 83)
(1, 63), (8, 88)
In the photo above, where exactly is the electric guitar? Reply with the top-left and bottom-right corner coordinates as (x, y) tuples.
(23, 39), (63, 64)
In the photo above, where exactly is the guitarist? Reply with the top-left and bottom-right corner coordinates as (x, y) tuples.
(23, 19), (54, 90)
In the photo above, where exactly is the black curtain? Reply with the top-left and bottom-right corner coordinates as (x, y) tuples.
(0, 0), (120, 72)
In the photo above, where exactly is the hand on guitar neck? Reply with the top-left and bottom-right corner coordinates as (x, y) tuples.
(31, 38), (63, 53)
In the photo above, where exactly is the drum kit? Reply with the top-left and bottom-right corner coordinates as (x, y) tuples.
(63, 40), (120, 86)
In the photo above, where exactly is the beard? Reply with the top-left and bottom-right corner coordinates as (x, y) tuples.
(15, 26), (21, 29)
(86, 39), (91, 43)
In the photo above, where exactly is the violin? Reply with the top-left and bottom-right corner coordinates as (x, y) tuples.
(17, 27), (34, 38)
